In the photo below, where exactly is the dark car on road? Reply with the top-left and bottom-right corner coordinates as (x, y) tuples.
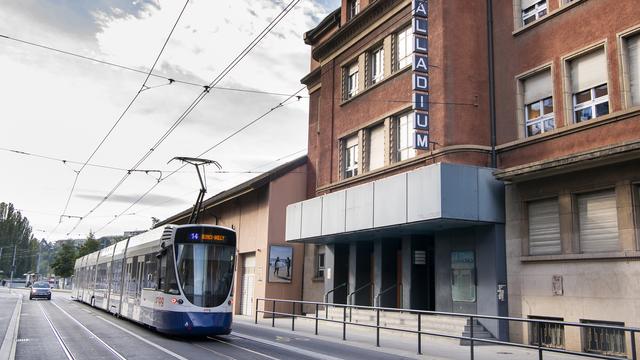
(29, 281), (52, 300)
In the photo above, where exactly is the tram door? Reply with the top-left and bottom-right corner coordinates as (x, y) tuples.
(240, 253), (256, 316)
(135, 258), (144, 305)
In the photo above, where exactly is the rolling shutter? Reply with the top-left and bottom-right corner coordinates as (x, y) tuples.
(521, 0), (538, 9)
(524, 70), (552, 105)
(627, 34), (640, 105)
(528, 199), (561, 255)
(570, 48), (607, 92)
(368, 124), (385, 171)
(578, 190), (619, 253)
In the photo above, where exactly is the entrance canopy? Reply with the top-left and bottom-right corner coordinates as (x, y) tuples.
(285, 163), (504, 243)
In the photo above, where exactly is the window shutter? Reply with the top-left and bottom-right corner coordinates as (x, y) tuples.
(524, 70), (552, 105)
(627, 34), (640, 105)
(528, 199), (561, 255)
(578, 190), (619, 253)
(368, 124), (385, 171)
(570, 48), (607, 92)
(342, 66), (348, 100)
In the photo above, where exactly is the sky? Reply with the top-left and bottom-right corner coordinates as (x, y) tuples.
(0, 0), (340, 241)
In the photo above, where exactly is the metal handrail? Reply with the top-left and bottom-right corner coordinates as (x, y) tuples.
(374, 283), (397, 307)
(323, 282), (347, 303)
(347, 282), (371, 305)
(254, 297), (639, 360)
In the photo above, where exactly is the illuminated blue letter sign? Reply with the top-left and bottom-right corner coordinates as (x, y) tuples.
(413, 74), (428, 91)
(414, 112), (428, 130)
(413, 54), (429, 73)
(413, 0), (428, 17)
(415, 132), (430, 150)
(415, 36), (428, 53)
(413, 93), (429, 111)
(414, 18), (428, 35)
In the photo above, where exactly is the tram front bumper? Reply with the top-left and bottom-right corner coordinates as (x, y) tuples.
(156, 310), (232, 336)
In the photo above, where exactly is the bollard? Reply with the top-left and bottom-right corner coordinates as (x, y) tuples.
(315, 303), (319, 335)
(470, 316), (474, 360)
(417, 313), (422, 355)
(376, 309), (380, 347)
(342, 306), (347, 341)
(291, 302), (295, 331)
(272, 300), (276, 328)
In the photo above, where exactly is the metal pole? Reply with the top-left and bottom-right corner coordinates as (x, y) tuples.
(470, 316), (474, 360)
(631, 330), (636, 360)
(417, 313), (422, 355)
(376, 308), (380, 347)
(9, 245), (16, 289)
(537, 320), (543, 360)
(315, 303), (319, 335)
(292, 302), (295, 331)
(272, 300), (276, 328)
(254, 298), (259, 324)
(342, 306), (346, 341)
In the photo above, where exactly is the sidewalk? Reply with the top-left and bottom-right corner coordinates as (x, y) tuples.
(236, 315), (586, 360)
(0, 288), (22, 359)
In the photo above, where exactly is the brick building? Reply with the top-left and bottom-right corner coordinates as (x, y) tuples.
(287, 0), (640, 356)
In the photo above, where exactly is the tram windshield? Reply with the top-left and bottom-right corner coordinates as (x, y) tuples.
(175, 243), (235, 308)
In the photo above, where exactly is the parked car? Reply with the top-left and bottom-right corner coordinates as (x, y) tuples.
(29, 281), (51, 300)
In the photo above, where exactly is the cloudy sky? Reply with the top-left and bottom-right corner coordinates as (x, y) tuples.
(0, 0), (339, 241)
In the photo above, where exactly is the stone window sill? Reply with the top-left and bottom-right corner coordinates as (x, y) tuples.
(521, 251), (640, 263)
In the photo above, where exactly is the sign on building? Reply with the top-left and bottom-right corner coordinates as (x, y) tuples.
(412, 0), (430, 150)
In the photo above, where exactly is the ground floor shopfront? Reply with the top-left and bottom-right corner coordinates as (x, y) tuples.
(288, 162), (509, 340)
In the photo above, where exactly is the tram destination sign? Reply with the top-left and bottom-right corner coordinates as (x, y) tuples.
(412, 0), (429, 150)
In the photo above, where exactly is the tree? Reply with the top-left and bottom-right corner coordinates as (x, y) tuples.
(77, 231), (100, 257)
(51, 242), (76, 278)
(0, 202), (36, 278)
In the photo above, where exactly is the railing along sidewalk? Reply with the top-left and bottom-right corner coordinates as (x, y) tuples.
(254, 297), (639, 360)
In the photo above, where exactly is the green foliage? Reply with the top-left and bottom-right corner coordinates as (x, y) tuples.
(77, 231), (100, 257)
(0, 202), (40, 277)
(51, 242), (76, 278)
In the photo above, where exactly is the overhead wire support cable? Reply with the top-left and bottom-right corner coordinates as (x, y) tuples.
(0, 33), (307, 98)
(54, 0), (190, 236)
(69, 0), (302, 237)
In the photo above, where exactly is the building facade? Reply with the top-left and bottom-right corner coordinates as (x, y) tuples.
(288, 0), (509, 340)
(493, 0), (640, 356)
(157, 157), (307, 317)
(289, 0), (640, 355)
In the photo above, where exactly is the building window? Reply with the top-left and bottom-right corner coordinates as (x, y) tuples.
(343, 135), (359, 179)
(396, 112), (416, 161)
(528, 198), (561, 255)
(347, 0), (359, 20)
(577, 190), (619, 253)
(522, 0), (548, 26)
(581, 320), (626, 357)
(523, 69), (554, 137)
(344, 62), (359, 100)
(367, 123), (385, 171)
(315, 246), (325, 278)
(569, 48), (609, 123)
(396, 26), (412, 70)
(573, 84), (609, 122)
(369, 46), (384, 86)
(624, 33), (640, 106)
(530, 316), (565, 349)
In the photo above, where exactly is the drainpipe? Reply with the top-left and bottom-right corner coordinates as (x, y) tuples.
(486, 0), (497, 168)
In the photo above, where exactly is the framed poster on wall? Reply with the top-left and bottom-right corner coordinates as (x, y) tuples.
(268, 245), (292, 283)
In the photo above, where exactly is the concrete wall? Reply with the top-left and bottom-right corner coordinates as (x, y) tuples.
(506, 160), (640, 353)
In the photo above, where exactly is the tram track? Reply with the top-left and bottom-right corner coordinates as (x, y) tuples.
(38, 302), (75, 360)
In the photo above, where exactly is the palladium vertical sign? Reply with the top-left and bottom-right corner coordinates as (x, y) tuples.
(412, 0), (429, 150)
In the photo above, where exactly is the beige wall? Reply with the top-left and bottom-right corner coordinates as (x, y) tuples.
(263, 164), (307, 315)
(505, 160), (640, 355)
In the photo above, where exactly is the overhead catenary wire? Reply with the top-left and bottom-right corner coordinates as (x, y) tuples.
(54, 0), (192, 234)
(64, 0), (302, 237)
(93, 92), (307, 235)
(0, 33), (307, 98)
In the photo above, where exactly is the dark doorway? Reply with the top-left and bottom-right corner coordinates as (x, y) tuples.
(411, 237), (435, 311)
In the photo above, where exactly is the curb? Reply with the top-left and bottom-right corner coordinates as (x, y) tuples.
(0, 293), (22, 360)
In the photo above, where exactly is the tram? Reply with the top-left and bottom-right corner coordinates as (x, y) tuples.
(72, 224), (236, 335)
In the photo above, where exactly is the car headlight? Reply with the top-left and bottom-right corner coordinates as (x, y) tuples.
(31, 288), (37, 293)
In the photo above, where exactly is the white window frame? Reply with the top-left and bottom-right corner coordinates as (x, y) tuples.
(525, 96), (555, 137)
(522, 0), (548, 26)
(344, 136), (359, 179)
(396, 112), (416, 161)
(348, 0), (360, 20)
(370, 47), (384, 85)
(346, 63), (359, 99)
(396, 26), (412, 70)
(573, 84), (609, 123)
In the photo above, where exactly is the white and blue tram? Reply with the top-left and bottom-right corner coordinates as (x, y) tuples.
(72, 224), (236, 335)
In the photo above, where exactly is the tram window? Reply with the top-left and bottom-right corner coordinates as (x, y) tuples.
(162, 247), (179, 295)
(143, 255), (157, 289)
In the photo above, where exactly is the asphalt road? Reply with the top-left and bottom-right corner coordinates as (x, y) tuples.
(11, 289), (415, 360)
